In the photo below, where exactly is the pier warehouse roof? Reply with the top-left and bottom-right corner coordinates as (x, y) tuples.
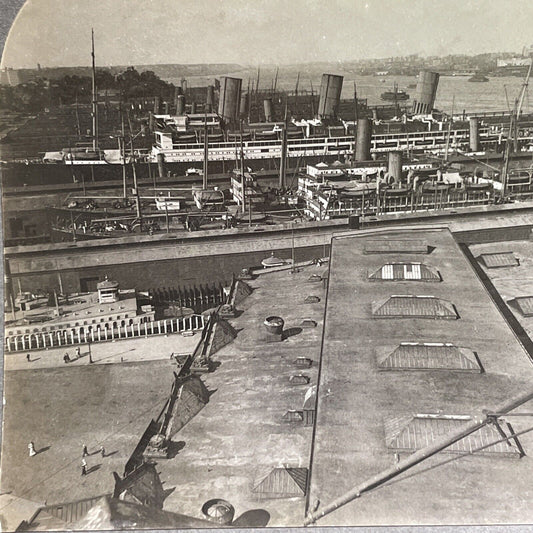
(307, 226), (533, 526)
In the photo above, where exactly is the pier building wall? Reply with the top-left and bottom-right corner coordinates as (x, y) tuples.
(5, 205), (533, 295)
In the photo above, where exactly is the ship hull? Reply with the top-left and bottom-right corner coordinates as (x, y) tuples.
(2, 127), (532, 187)
(0, 155), (339, 187)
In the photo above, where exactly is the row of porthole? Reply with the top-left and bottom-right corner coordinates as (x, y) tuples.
(12, 319), (139, 338)
(11, 314), (132, 335)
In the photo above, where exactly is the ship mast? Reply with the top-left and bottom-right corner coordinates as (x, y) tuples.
(517, 60), (532, 118)
(91, 28), (98, 151)
(279, 101), (288, 190)
(353, 82), (358, 162)
(502, 63), (531, 197)
(203, 110), (209, 189)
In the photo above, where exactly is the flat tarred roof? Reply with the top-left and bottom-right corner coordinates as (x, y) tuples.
(308, 227), (533, 526)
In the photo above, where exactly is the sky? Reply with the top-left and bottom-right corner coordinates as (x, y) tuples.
(1, 0), (533, 68)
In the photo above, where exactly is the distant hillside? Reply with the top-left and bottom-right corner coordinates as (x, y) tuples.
(135, 63), (244, 79)
(0, 63), (245, 86)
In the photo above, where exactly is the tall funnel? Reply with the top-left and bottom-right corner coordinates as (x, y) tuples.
(388, 151), (403, 182)
(469, 117), (480, 151)
(355, 118), (372, 161)
(240, 92), (249, 117)
(176, 95), (186, 116)
(411, 70), (439, 115)
(263, 98), (273, 122)
(318, 74), (343, 120)
(218, 76), (242, 127)
(206, 85), (214, 113)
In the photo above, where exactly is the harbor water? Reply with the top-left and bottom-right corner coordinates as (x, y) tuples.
(165, 72), (531, 115)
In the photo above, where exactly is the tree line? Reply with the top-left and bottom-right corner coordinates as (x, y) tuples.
(0, 67), (176, 112)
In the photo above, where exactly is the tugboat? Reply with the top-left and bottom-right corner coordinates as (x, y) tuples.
(381, 82), (410, 101)
(468, 73), (489, 82)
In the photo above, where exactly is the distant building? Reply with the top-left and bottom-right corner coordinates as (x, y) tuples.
(496, 57), (532, 67)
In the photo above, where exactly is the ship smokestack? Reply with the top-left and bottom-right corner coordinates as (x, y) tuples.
(469, 117), (480, 152)
(176, 95), (186, 116)
(263, 98), (273, 122)
(218, 76), (242, 128)
(355, 118), (372, 161)
(318, 74), (343, 120)
(388, 151), (403, 183)
(174, 86), (182, 111)
(240, 92), (249, 117)
(411, 70), (439, 115)
(206, 85), (214, 113)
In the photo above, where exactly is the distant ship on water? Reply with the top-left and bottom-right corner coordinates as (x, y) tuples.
(469, 73), (490, 82)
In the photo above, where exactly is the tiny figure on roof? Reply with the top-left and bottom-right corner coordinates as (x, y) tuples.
(28, 441), (36, 457)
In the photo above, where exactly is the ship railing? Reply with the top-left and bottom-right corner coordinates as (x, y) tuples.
(4, 314), (205, 353)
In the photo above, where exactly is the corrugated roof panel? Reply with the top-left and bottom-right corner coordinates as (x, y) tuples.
(515, 296), (533, 317)
(252, 467), (308, 496)
(384, 415), (522, 457)
(368, 263), (441, 282)
(372, 296), (458, 319)
(364, 240), (429, 254)
(39, 495), (105, 524)
(480, 252), (519, 268)
(378, 343), (481, 372)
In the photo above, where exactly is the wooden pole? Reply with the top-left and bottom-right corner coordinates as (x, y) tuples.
(91, 29), (98, 151)
(304, 387), (533, 526)
(121, 110), (127, 199)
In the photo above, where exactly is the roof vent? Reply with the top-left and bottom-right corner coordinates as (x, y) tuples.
(294, 357), (313, 368)
(264, 316), (284, 335)
(289, 374), (311, 385)
(201, 499), (235, 525)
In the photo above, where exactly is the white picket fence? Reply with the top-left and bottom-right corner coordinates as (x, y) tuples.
(4, 314), (205, 353)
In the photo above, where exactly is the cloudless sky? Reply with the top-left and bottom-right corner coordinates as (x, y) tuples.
(1, 0), (533, 68)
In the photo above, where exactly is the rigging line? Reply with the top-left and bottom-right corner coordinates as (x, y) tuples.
(454, 149), (500, 171)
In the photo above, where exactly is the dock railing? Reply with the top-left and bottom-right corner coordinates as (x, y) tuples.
(4, 314), (205, 353)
